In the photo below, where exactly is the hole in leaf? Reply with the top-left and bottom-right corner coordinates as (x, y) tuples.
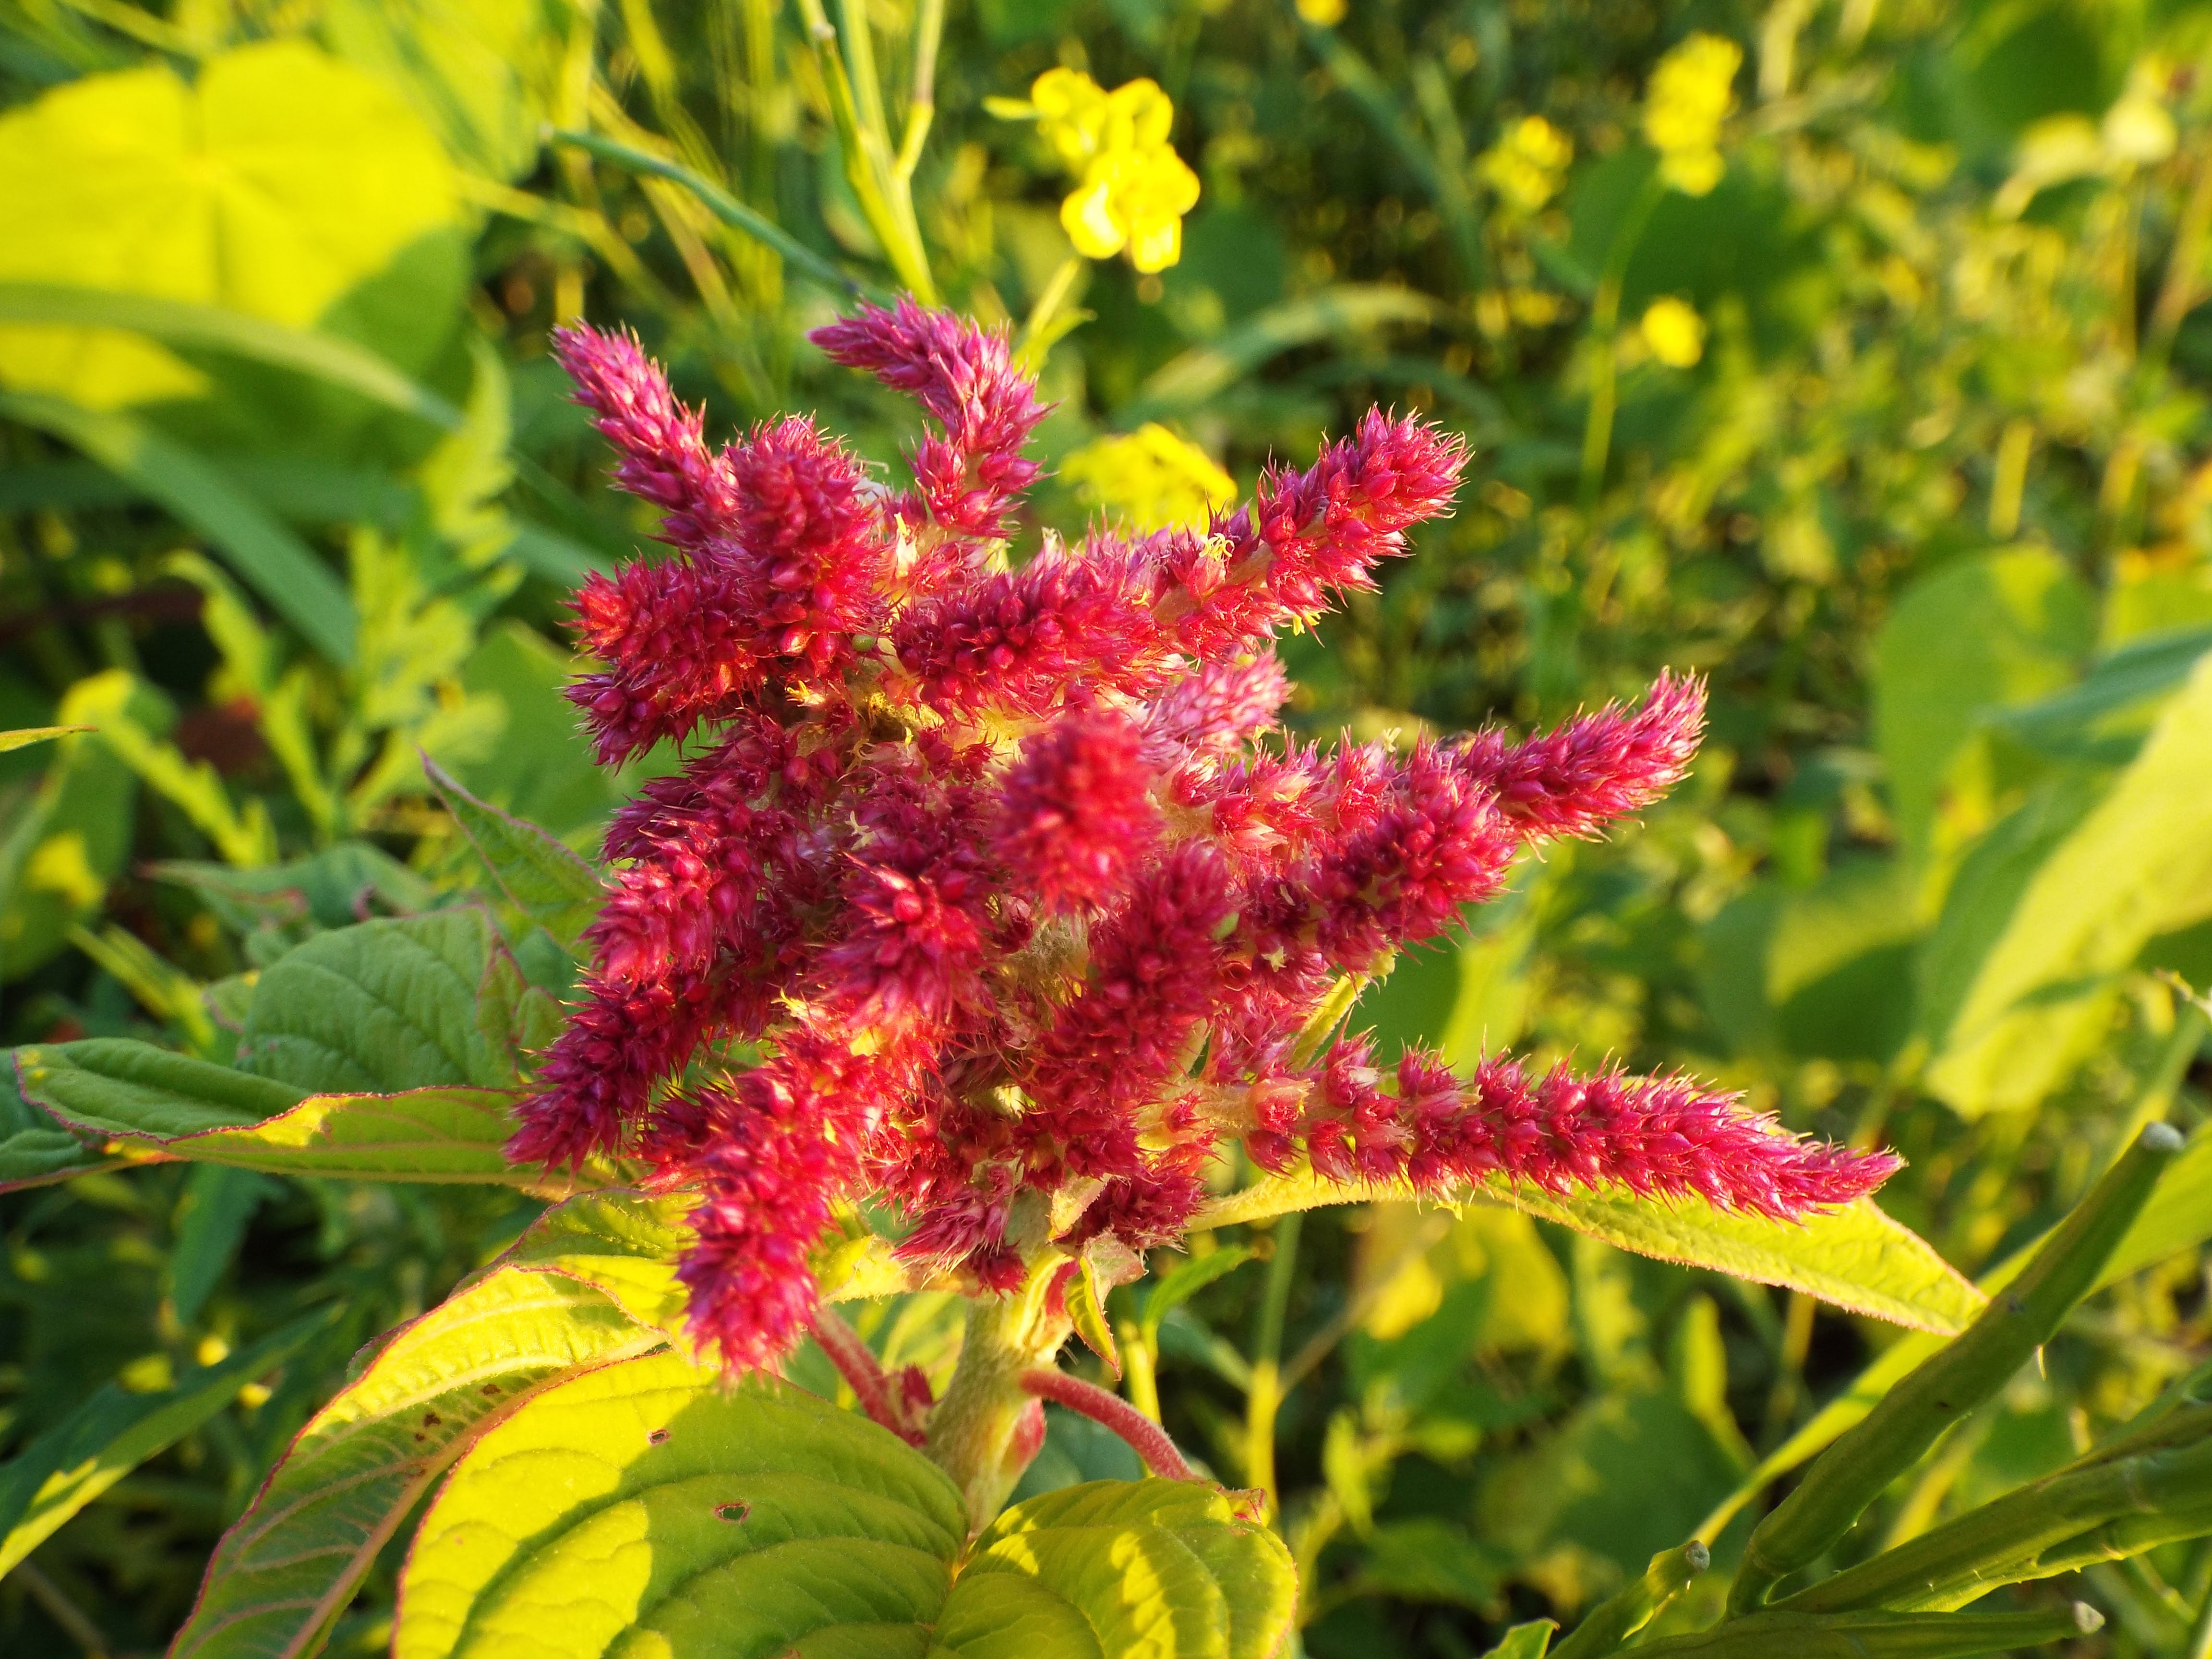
(715, 1502), (749, 1523)
(648, 1428), (669, 1445)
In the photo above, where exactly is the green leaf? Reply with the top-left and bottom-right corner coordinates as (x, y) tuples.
(0, 283), (463, 429)
(426, 757), (605, 952)
(494, 1188), (695, 1338)
(1874, 547), (2093, 857)
(1923, 652), (2212, 1114)
(13, 1039), (540, 1185)
(0, 725), (91, 753)
(171, 1271), (657, 1659)
(0, 1310), (328, 1578)
(0, 41), (457, 409)
(169, 1165), (275, 1325)
(457, 621), (626, 842)
(237, 910), (547, 1094)
(0, 391), (358, 664)
(1196, 1175), (1983, 1335)
(1480, 1622), (1557, 1659)
(944, 1479), (1296, 1659)
(0, 1061), (121, 1194)
(15, 1039), (306, 1139)
(393, 1350), (969, 1659)
(1699, 1121), (2212, 1541)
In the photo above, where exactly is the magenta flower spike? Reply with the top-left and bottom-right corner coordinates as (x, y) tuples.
(520, 303), (1899, 1371)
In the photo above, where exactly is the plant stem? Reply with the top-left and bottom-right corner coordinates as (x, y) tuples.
(1118, 1316), (1162, 1421)
(1245, 1213), (1302, 1517)
(1552, 1542), (1708, 1659)
(793, 0), (937, 301)
(13, 1558), (109, 1659)
(809, 1304), (920, 1443)
(548, 127), (882, 302)
(1578, 172), (1667, 512)
(926, 1275), (1070, 1531)
(1022, 1369), (1197, 1479)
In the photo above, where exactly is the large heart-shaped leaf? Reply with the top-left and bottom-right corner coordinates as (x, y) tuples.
(0, 40), (457, 409)
(394, 1350), (970, 1659)
(171, 1271), (657, 1659)
(394, 1351), (1300, 1659)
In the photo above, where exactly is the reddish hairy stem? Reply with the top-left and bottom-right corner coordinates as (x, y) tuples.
(1021, 1368), (1197, 1480)
(809, 1306), (924, 1444)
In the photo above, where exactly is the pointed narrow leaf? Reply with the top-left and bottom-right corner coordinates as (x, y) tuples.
(394, 1350), (968, 1659)
(171, 1271), (655, 1659)
(0, 283), (464, 428)
(424, 757), (604, 952)
(0, 1310), (329, 1578)
(0, 725), (93, 753)
(1195, 1173), (1983, 1335)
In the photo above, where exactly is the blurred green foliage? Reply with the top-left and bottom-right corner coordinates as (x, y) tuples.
(4, 0), (2212, 1653)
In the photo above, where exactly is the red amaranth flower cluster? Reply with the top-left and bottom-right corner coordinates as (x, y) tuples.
(518, 302), (1899, 1370)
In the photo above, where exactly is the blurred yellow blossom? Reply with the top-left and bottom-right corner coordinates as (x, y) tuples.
(1479, 115), (1574, 214)
(25, 831), (104, 910)
(1297, 0), (1348, 23)
(1062, 424), (1236, 531)
(999, 70), (1200, 272)
(1640, 296), (1706, 367)
(1644, 33), (1740, 196)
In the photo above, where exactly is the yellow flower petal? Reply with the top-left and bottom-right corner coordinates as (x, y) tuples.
(1640, 296), (1706, 367)
(1062, 178), (1126, 258)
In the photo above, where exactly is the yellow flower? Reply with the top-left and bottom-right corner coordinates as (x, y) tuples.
(1062, 145), (1202, 272)
(1640, 296), (1706, 367)
(1297, 0), (1349, 23)
(1643, 33), (1741, 197)
(1061, 424), (1236, 532)
(1006, 70), (1200, 271)
(1480, 115), (1574, 214)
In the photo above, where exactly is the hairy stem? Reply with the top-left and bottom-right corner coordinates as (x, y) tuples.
(808, 1304), (918, 1443)
(1022, 1369), (1197, 1479)
(926, 1274), (1070, 1531)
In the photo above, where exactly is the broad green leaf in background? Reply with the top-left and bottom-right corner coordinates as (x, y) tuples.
(0, 40), (457, 409)
(1874, 546), (2094, 859)
(0, 1065), (121, 1195)
(427, 757), (606, 952)
(393, 1349), (971, 1659)
(171, 1271), (657, 1659)
(1923, 653), (2212, 1115)
(1198, 1174), (1984, 1335)
(13, 1039), (538, 1185)
(233, 909), (555, 1094)
(0, 1310), (329, 1579)
(322, 0), (565, 181)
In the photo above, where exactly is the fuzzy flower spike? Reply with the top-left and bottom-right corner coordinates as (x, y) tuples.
(518, 302), (1899, 1370)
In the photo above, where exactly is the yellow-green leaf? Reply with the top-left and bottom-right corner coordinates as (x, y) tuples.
(0, 40), (457, 409)
(172, 1271), (656, 1659)
(1196, 1173), (1983, 1335)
